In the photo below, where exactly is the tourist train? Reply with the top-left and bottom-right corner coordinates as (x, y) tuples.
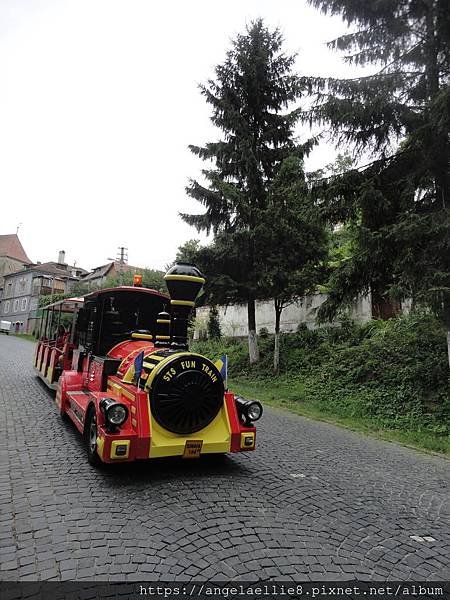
(33, 263), (262, 465)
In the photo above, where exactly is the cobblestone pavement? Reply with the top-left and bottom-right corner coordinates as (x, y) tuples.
(0, 335), (449, 583)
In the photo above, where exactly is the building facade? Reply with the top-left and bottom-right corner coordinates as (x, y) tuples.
(0, 234), (32, 297)
(1, 253), (86, 334)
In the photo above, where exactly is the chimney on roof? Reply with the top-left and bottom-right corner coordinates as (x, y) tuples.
(58, 250), (66, 264)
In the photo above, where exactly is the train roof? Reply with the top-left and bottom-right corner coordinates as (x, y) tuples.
(40, 287), (168, 315)
(83, 286), (169, 301)
(41, 297), (84, 312)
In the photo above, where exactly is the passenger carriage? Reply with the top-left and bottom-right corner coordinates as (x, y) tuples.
(34, 297), (84, 389)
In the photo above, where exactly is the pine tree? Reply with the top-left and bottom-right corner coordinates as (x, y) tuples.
(207, 305), (222, 340)
(181, 19), (306, 363)
(175, 240), (201, 264)
(304, 1), (450, 349)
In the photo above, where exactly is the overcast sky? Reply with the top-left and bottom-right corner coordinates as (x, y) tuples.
(1, 0), (360, 272)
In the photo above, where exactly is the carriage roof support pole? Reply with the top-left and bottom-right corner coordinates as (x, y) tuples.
(57, 303), (62, 331)
(39, 308), (48, 340)
(38, 310), (43, 339)
(48, 306), (54, 340)
(70, 306), (78, 344)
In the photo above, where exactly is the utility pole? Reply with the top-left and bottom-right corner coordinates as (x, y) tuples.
(116, 246), (128, 285)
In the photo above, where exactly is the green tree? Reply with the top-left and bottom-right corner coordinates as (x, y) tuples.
(304, 0), (450, 355)
(38, 292), (71, 308)
(103, 269), (167, 293)
(185, 233), (252, 307)
(181, 19), (307, 364)
(175, 239), (202, 264)
(256, 156), (328, 374)
(207, 305), (222, 340)
(70, 280), (91, 297)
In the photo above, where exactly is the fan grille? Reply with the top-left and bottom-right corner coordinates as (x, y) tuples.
(150, 355), (224, 434)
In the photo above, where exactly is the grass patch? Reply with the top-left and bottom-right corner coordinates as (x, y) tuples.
(11, 333), (36, 342)
(229, 377), (450, 456)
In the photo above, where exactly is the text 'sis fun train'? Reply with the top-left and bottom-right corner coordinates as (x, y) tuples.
(33, 263), (262, 465)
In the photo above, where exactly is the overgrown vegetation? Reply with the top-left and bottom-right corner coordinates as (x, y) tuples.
(192, 313), (450, 454)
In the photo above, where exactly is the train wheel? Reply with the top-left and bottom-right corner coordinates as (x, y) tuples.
(59, 395), (69, 422)
(60, 406), (70, 422)
(85, 409), (102, 467)
(56, 379), (69, 421)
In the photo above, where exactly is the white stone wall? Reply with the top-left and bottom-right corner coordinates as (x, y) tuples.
(195, 293), (373, 338)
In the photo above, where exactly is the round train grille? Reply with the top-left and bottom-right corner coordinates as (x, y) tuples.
(150, 355), (224, 434)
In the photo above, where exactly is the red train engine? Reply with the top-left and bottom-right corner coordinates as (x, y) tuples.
(34, 263), (262, 465)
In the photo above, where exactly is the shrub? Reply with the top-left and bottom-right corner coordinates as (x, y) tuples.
(192, 313), (450, 436)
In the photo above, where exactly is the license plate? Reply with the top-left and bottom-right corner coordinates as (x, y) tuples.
(183, 440), (203, 459)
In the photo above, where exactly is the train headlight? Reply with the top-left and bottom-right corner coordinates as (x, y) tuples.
(247, 401), (263, 422)
(99, 398), (128, 428)
(107, 404), (128, 426)
(235, 396), (263, 426)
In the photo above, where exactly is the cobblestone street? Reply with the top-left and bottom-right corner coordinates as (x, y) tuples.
(0, 335), (449, 582)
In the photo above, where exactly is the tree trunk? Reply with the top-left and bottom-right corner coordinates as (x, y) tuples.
(273, 301), (282, 375)
(447, 331), (450, 369)
(424, 3), (449, 210)
(247, 298), (259, 364)
(444, 297), (450, 368)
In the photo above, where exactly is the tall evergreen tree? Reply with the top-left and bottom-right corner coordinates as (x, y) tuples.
(304, 1), (450, 350)
(255, 156), (327, 374)
(181, 19), (306, 363)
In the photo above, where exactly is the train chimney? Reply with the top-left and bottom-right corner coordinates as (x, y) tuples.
(164, 263), (205, 350)
(154, 310), (171, 348)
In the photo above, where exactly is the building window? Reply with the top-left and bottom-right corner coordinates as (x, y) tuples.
(14, 299), (20, 312)
(3, 301), (10, 314)
(21, 298), (28, 311)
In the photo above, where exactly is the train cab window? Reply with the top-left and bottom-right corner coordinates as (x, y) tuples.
(96, 297), (142, 355)
(97, 293), (164, 355)
(75, 290), (166, 357)
(76, 305), (96, 352)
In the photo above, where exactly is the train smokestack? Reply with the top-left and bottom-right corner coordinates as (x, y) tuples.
(154, 310), (171, 348)
(164, 263), (205, 350)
